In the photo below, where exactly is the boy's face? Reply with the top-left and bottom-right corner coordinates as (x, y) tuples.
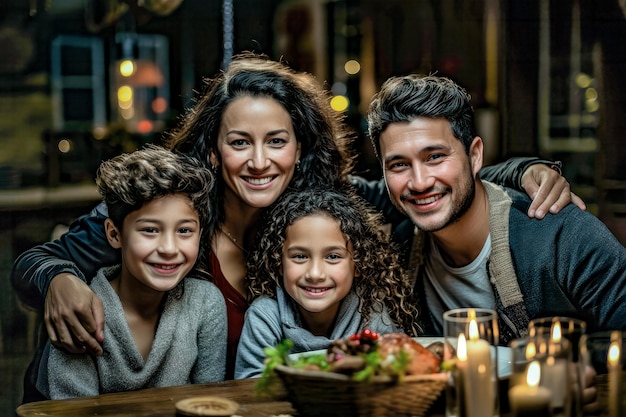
(281, 213), (355, 329)
(379, 116), (483, 233)
(106, 194), (201, 293)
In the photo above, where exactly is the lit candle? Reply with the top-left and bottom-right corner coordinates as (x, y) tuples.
(608, 331), (622, 417)
(457, 316), (494, 417)
(540, 321), (568, 412)
(509, 361), (552, 417)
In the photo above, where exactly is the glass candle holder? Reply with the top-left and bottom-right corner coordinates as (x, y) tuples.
(528, 316), (586, 417)
(509, 335), (572, 417)
(579, 331), (625, 417)
(443, 308), (499, 417)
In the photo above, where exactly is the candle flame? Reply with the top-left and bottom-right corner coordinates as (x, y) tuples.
(469, 319), (480, 341)
(525, 342), (537, 360)
(551, 320), (562, 343)
(608, 342), (620, 367)
(458, 332), (467, 362)
(526, 361), (541, 388)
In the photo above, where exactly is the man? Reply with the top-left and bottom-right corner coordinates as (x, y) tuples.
(366, 74), (626, 343)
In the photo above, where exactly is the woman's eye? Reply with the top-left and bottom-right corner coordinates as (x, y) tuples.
(327, 253), (342, 261)
(178, 228), (193, 235)
(268, 137), (288, 146)
(231, 139), (248, 147)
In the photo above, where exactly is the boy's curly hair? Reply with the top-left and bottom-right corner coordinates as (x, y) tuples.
(95, 144), (213, 277)
(246, 186), (421, 336)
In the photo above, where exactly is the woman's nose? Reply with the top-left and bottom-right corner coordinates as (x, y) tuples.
(247, 146), (270, 170)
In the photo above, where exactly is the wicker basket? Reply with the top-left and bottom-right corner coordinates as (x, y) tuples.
(274, 365), (447, 417)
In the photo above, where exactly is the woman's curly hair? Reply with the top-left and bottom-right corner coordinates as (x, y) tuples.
(246, 186), (421, 336)
(164, 51), (356, 241)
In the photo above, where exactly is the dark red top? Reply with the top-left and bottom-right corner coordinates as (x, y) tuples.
(208, 252), (249, 379)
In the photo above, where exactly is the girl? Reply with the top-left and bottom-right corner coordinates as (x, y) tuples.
(235, 187), (420, 379)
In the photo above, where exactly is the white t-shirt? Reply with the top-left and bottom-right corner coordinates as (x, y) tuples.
(423, 234), (496, 333)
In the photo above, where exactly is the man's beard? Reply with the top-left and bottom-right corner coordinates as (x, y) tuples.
(396, 167), (476, 233)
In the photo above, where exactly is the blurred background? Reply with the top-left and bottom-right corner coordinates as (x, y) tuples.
(1, 0), (626, 414)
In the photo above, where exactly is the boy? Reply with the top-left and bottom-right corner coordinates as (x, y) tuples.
(36, 145), (227, 399)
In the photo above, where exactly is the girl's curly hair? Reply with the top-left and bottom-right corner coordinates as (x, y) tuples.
(246, 186), (422, 336)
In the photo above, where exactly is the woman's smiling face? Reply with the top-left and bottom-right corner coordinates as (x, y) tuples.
(213, 96), (301, 209)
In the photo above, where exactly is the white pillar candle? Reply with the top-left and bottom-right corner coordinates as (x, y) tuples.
(540, 355), (567, 409)
(539, 324), (569, 412)
(458, 319), (494, 417)
(509, 361), (552, 417)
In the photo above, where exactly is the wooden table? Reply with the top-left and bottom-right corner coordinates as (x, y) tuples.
(16, 377), (509, 417)
(16, 378), (296, 417)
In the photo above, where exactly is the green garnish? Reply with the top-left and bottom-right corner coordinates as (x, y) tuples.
(255, 339), (294, 396)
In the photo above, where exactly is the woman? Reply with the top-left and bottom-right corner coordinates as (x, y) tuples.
(12, 52), (579, 389)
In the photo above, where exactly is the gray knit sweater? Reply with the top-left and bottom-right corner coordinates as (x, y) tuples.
(37, 266), (227, 399)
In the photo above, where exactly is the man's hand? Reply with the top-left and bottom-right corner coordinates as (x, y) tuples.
(45, 273), (105, 355)
(521, 164), (587, 219)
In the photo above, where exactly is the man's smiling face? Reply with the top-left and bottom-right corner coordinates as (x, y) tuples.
(380, 116), (481, 232)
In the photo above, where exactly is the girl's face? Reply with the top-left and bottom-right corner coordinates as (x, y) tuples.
(213, 96), (302, 209)
(105, 194), (201, 294)
(281, 213), (356, 327)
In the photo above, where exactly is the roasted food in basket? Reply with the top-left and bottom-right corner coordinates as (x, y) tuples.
(257, 329), (445, 394)
(258, 330), (448, 417)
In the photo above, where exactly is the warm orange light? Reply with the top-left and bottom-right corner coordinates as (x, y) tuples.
(152, 97), (168, 114)
(137, 119), (154, 134)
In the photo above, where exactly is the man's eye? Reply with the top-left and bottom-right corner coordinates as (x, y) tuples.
(387, 161), (408, 170)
